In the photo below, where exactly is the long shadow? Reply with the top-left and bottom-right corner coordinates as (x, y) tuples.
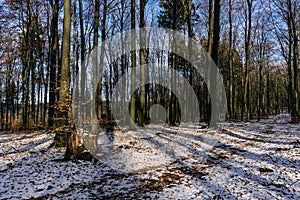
(160, 128), (218, 146)
(141, 132), (237, 199)
(0, 137), (53, 157)
(0, 140), (54, 171)
(230, 123), (300, 137)
(153, 131), (215, 160)
(1, 124), (298, 199)
(0, 131), (47, 144)
(218, 160), (299, 199)
(221, 129), (295, 145)
(62, 123), (298, 198)
(214, 141), (300, 169)
(143, 128), (299, 198)
(147, 127), (299, 170)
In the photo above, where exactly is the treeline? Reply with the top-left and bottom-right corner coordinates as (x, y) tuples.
(0, 0), (299, 132)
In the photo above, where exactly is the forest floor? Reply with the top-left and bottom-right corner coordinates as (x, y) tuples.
(0, 114), (299, 199)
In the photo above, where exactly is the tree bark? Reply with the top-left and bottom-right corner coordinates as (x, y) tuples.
(60, 0), (71, 160)
(228, 0), (234, 120)
(48, 0), (59, 129)
(129, 0), (136, 129)
(242, 0), (252, 122)
(138, 0), (146, 126)
(209, 0), (220, 127)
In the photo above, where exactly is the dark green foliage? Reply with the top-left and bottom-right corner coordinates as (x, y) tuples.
(158, 0), (198, 31)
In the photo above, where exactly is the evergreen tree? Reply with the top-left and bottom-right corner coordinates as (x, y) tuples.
(158, 0), (197, 125)
(158, 0), (197, 31)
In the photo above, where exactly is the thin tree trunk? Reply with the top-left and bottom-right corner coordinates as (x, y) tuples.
(31, 57), (36, 125)
(93, 0), (100, 119)
(99, 0), (107, 118)
(242, 0), (252, 122)
(71, 0), (78, 128)
(79, 0), (85, 127)
(228, 0), (233, 120)
(168, 0), (178, 126)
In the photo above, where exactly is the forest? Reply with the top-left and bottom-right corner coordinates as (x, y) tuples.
(0, 0), (299, 199)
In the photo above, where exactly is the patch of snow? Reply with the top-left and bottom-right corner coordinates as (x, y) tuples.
(0, 114), (299, 199)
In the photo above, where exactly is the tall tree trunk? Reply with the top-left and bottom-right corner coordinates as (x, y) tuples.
(59, 0), (71, 114)
(21, 0), (32, 129)
(79, 0), (85, 127)
(48, 0), (59, 128)
(242, 0), (252, 122)
(168, 0), (178, 126)
(71, 0), (78, 128)
(209, 0), (220, 127)
(93, 0), (101, 119)
(100, 0), (107, 116)
(138, 0), (146, 126)
(206, 0), (214, 124)
(287, 0), (295, 121)
(60, 0), (72, 159)
(99, 0), (107, 115)
(291, 0), (299, 122)
(228, 0), (234, 120)
(129, 0), (136, 129)
(258, 31), (265, 121)
(187, 0), (194, 122)
(98, 0), (109, 117)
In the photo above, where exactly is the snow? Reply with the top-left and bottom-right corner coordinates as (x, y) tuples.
(0, 114), (299, 199)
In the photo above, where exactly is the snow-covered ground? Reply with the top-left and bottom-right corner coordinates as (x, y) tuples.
(0, 114), (299, 199)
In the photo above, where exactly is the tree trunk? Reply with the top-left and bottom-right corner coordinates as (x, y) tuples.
(48, 0), (59, 129)
(129, 0), (136, 129)
(291, 0), (299, 122)
(209, 0), (220, 128)
(206, 0), (214, 125)
(99, 0), (107, 118)
(138, 0), (146, 126)
(60, 0), (93, 161)
(59, 0), (71, 160)
(79, 0), (85, 128)
(242, 0), (252, 122)
(93, 0), (101, 119)
(228, 0), (234, 120)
